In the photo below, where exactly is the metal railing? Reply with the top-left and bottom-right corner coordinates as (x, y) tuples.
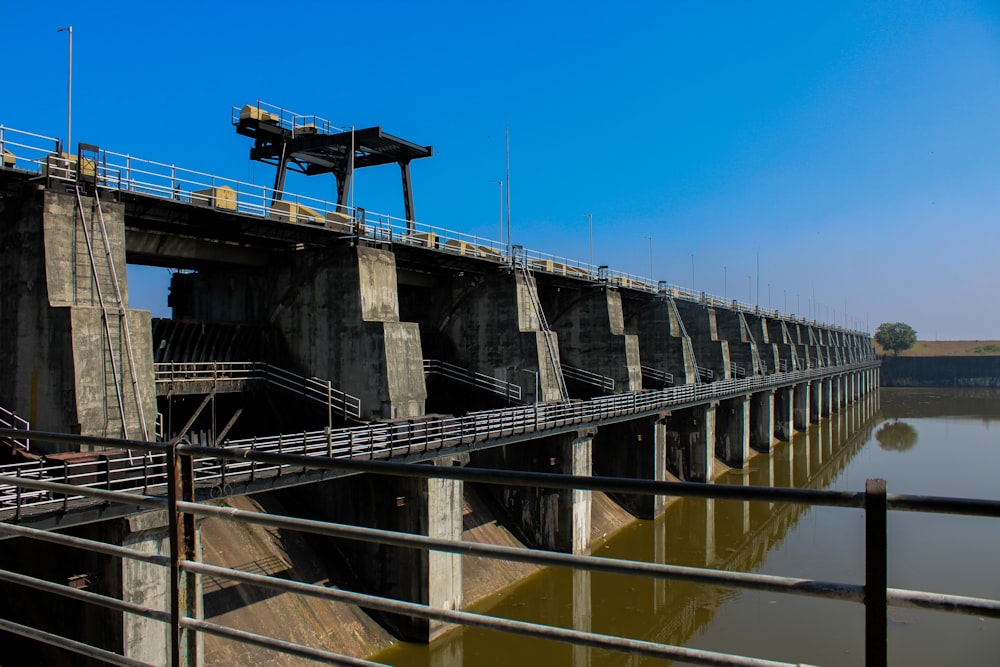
(0, 405), (30, 452)
(0, 360), (880, 518)
(698, 366), (714, 381)
(422, 359), (522, 402)
(730, 362), (746, 378)
(0, 424), (995, 667)
(154, 361), (362, 420)
(561, 365), (615, 392)
(640, 365), (674, 386)
(0, 124), (871, 336)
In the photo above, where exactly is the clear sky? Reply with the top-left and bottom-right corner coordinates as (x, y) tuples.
(3, 1), (999, 339)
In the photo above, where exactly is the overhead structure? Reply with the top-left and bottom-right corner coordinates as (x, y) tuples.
(234, 101), (433, 230)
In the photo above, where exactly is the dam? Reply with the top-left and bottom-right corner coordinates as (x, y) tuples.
(1, 105), (979, 667)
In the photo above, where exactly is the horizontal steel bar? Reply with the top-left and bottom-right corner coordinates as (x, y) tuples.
(176, 447), (869, 508)
(183, 561), (809, 667)
(0, 567), (171, 624)
(180, 618), (385, 666)
(888, 588), (1000, 618)
(0, 617), (153, 667)
(887, 493), (1000, 518)
(0, 521), (170, 567)
(181, 500), (864, 603)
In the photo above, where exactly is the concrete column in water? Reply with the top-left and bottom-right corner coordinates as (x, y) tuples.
(669, 403), (717, 482)
(821, 378), (832, 418)
(593, 415), (668, 519)
(292, 472), (462, 642)
(809, 379), (824, 424)
(750, 389), (776, 453)
(474, 430), (593, 554)
(793, 382), (810, 431)
(773, 386), (794, 441)
(716, 395), (750, 468)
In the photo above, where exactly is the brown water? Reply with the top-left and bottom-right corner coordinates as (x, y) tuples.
(375, 388), (1000, 666)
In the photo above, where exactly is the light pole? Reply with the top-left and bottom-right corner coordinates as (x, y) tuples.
(495, 181), (503, 248)
(722, 265), (727, 301)
(584, 213), (593, 267)
(57, 26), (73, 155)
(645, 237), (653, 285)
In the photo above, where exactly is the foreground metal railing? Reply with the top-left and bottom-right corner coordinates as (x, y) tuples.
(0, 124), (879, 338)
(0, 427), (996, 667)
(0, 360), (880, 517)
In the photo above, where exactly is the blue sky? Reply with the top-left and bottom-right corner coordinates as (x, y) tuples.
(3, 1), (999, 339)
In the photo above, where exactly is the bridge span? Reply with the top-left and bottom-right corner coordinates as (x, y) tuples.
(0, 116), (890, 664)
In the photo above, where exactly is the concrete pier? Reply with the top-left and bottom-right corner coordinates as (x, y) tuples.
(793, 383), (810, 431)
(750, 389), (776, 452)
(281, 471), (462, 642)
(473, 430), (593, 554)
(774, 386), (795, 441)
(715, 395), (750, 468)
(594, 416), (668, 519)
(0, 189), (155, 443)
(670, 404), (717, 482)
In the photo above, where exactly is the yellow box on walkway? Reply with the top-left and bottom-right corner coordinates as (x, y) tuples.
(2, 149), (15, 168)
(271, 200), (322, 224)
(239, 104), (280, 124)
(191, 185), (237, 210)
(408, 232), (438, 248)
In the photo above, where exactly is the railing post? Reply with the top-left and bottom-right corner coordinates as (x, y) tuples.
(865, 477), (888, 667)
(168, 443), (197, 667)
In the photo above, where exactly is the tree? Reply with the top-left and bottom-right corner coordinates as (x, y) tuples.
(874, 322), (917, 356)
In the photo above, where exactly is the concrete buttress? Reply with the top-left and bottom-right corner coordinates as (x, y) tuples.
(0, 188), (155, 443)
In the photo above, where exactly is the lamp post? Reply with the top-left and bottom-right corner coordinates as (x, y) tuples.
(495, 181), (503, 248)
(645, 237), (653, 285)
(57, 26), (73, 155)
(584, 213), (593, 267)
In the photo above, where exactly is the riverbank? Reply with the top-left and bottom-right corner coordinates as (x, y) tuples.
(879, 355), (1000, 388)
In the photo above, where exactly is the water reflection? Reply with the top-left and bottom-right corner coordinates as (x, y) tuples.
(875, 420), (918, 452)
(375, 395), (881, 666)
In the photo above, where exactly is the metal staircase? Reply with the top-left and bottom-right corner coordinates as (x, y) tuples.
(73, 184), (148, 440)
(667, 296), (702, 384)
(516, 255), (567, 400)
(738, 311), (765, 374)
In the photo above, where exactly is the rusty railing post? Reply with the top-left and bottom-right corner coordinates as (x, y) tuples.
(168, 442), (197, 667)
(865, 477), (887, 667)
